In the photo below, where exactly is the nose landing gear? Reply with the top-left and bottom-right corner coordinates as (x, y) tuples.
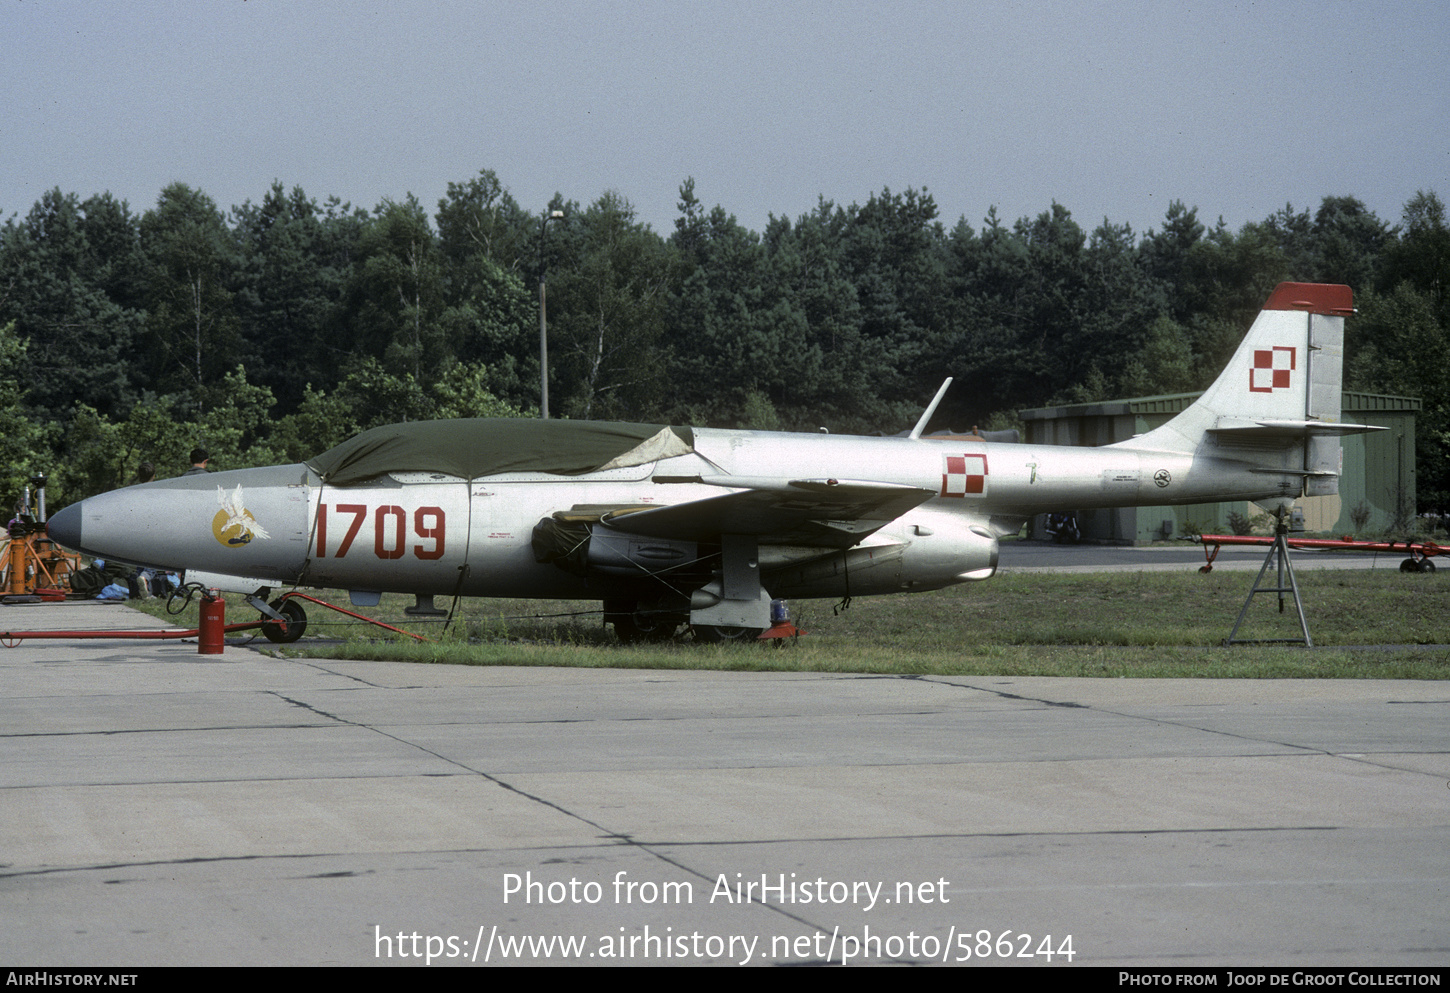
(259, 597), (308, 643)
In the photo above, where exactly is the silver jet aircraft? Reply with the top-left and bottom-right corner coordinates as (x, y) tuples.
(48, 282), (1369, 643)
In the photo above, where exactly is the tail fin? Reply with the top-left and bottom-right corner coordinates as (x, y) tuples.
(1125, 282), (1374, 495)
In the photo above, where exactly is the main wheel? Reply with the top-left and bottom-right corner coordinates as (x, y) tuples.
(1400, 558), (1420, 573)
(1419, 559), (1437, 573)
(693, 624), (764, 644)
(261, 598), (308, 643)
(613, 611), (681, 643)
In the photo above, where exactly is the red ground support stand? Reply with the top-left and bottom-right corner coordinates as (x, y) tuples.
(1198, 534), (1444, 574)
(758, 620), (804, 641)
(268, 592), (431, 642)
(0, 619), (268, 647)
(0, 591), (432, 647)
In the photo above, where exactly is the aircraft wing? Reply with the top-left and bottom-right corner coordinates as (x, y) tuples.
(602, 476), (935, 547)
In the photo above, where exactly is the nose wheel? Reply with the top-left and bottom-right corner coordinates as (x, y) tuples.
(261, 597), (308, 643)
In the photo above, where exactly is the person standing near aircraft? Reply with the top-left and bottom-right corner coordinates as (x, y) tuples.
(182, 449), (210, 476)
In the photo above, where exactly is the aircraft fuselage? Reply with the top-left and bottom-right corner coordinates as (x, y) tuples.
(52, 428), (1297, 603)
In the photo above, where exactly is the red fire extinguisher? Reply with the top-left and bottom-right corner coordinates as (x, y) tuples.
(198, 590), (225, 654)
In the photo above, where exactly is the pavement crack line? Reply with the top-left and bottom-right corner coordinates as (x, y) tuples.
(911, 675), (1449, 779)
(260, 693), (868, 942)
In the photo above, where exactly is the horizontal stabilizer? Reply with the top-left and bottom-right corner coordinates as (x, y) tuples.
(1208, 418), (1387, 437)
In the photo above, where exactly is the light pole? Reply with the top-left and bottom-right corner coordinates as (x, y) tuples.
(538, 208), (564, 419)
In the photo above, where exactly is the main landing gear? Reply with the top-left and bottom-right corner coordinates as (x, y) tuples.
(606, 536), (798, 645)
(605, 599), (795, 644)
(692, 624), (765, 643)
(604, 600), (684, 644)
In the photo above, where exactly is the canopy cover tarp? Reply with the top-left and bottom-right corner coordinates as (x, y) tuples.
(306, 419), (694, 486)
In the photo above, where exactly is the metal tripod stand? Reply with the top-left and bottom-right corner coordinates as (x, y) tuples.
(1225, 513), (1312, 647)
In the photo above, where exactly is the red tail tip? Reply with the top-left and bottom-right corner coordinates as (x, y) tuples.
(1263, 282), (1354, 315)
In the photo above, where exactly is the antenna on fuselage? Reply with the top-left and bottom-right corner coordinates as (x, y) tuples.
(908, 378), (952, 440)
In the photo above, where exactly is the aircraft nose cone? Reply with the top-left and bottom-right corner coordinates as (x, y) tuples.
(47, 503), (82, 551)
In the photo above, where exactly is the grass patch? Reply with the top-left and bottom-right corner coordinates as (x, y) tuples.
(133, 569), (1450, 679)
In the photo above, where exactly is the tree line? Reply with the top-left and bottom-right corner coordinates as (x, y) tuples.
(1, 171), (1446, 510)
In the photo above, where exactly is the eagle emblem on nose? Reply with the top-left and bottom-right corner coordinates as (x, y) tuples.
(212, 484), (271, 547)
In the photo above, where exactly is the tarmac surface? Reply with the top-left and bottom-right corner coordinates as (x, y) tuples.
(2, 587), (1447, 967)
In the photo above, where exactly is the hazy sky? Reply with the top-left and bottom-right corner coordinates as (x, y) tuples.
(4, 0), (1446, 239)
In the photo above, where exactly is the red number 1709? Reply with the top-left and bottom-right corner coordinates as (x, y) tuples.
(316, 504), (445, 560)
